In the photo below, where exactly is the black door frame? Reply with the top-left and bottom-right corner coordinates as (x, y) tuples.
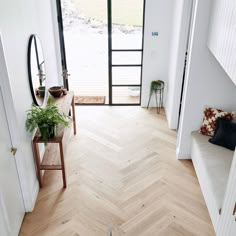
(177, 0), (195, 129)
(56, 0), (69, 90)
(108, 0), (146, 105)
(56, 0), (146, 105)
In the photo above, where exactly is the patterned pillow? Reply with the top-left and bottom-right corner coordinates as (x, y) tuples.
(199, 107), (234, 136)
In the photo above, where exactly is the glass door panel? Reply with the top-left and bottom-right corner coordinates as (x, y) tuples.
(57, 0), (144, 105)
(112, 51), (142, 65)
(111, 0), (144, 49)
(61, 0), (109, 104)
(112, 67), (141, 85)
(110, 0), (144, 105)
(112, 86), (141, 104)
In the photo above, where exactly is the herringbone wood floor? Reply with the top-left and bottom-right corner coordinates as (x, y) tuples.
(20, 106), (215, 236)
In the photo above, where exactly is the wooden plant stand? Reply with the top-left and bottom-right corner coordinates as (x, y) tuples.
(32, 91), (76, 188)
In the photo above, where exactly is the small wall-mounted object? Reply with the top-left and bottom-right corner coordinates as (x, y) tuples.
(152, 32), (158, 36)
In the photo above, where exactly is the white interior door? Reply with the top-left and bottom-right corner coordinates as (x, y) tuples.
(0, 87), (25, 236)
(230, 219), (236, 235)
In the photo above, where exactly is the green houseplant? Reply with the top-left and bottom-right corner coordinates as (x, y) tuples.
(26, 96), (69, 143)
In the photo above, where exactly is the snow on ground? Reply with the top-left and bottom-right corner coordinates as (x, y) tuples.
(61, 0), (142, 102)
(61, 0), (142, 34)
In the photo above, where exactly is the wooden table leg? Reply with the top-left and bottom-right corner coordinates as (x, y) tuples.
(59, 141), (67, 188)
(33, 142), (42, 188)
(71, 96), (76, 135)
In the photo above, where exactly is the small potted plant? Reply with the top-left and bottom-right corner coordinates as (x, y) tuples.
(25, 96), (69, 143)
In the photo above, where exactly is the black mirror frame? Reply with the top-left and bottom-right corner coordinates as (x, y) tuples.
(27, 34), (45, 106)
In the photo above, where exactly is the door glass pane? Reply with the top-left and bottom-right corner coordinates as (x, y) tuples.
(112, 86), (140, 104)
(112, 67), (141, 85)
(112, 51), (142, 65)
(62, 0), (109, 104)
(112, 0), (144, 49)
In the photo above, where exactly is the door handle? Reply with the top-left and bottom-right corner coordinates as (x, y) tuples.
(10, 147), (17, 156)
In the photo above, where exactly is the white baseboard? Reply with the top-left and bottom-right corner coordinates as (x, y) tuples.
(25, 180), (39, 212)
(176, 147), (191, 159)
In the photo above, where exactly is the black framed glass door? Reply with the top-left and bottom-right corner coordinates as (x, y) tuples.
(108, 0), (144, 105)
(56, 0), (69, 90)
(56, 0), (145, 105)
(57, 0), (109, 104)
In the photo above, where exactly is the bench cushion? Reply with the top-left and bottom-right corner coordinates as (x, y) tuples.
(191, 131), (233, 210)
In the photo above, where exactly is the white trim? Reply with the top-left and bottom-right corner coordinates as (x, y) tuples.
(166, 0), (194, 129)
(0, 193), (10, 235)
(176, 0), (198, 157)
(176, 147), (191, 160)
(25, 179), (39, 212)
(218, 150), (236, 235)
(0, 34), (38, 211)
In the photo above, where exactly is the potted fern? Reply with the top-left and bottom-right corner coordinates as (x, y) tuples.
(26, 97), (69, 143)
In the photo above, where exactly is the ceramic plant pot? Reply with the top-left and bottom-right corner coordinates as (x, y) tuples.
(49, 86), (63, 97)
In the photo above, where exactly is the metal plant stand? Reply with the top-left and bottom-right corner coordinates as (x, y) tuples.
(147, 80), (164, 114)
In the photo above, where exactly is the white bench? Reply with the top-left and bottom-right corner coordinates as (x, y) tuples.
(191, 131), (234, 232)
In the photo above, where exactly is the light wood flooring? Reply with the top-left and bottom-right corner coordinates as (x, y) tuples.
(20, 106), (215, 236)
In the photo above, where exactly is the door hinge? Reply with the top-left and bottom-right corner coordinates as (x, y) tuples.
(10, 147), (17, 156)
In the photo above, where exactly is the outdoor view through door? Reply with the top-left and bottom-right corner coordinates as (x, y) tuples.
(58, 0), (144, 105)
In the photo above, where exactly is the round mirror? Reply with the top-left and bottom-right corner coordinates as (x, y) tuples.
(27, 35), (46, 106)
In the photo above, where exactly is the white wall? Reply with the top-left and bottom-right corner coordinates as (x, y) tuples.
(208, 0), (236, 85)
(35, 0), (61, 88)
(141, 0), (174, 107)
(177, 0), (236, 159)
(165, 0), (193, 129)
(0, 0), (60, 210)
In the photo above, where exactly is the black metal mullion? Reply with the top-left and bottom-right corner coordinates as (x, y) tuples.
(112, 64), (142, 67)
(112, 49), (143, 52)
(140, 0), (146, 105)
(107, 0), (112, 105)
(112, 84), (141, 87)
(56, 0), (69, 90)
(111, 103), (141, 106)
(109, 0), (145, 105)
(56, 0), (145, 105)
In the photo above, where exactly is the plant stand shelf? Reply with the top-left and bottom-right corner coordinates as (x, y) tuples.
(32, 91), (76, 188)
